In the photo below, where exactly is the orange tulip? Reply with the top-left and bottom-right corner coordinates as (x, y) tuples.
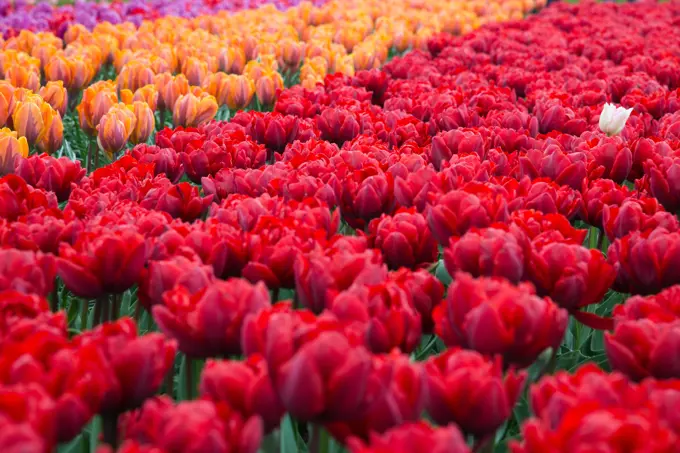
(0, 82), (15, 128)
(352, 46), (379, 71)
(119, 89), (135, 105)
(37, 111), (63, 155)
(31, 42), (60, 69)
(77, 81), (118, 136)
(218, 46), (246, 74)
(279, 39), (305, 71)
(0, 127), (29, 174)
(97, 104), (136, 158)
(132, 85), (159, 112)
(12, 100), (46, 147)
(255, 70), (284, 107)
(172, 92), (218, 128)
(39, 81), (68, 118)
(205, 73), (255, 110)
(68, 56), (97, 92)
(44, 55), (72, 85)
(156, 73), (190, 113)
(6, 64), (41, 93)
(63, 24), (90, 45)
(127, 101), (155, 145)
(118, 61), (156, 93)
(182, 56), (211, 87)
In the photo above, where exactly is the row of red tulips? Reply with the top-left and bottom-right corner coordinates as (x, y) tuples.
(1, 1), (680, 452)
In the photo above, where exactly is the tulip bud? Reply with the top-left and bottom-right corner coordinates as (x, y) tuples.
(279, 39), (305, 72)
(31, 42), (59, 69)
(97, 104), (136, 158)
(599, 103), (633, 137)
(172, 92), (218, 128)
(77, 81), (118, 136)
(218, 46), (246, 74)
(68, 56), (97, 92)
(205, 73), (255, 110)
(0, 127), (29, 175)
(127, 101), (155, 145)
(133, 84), (159, 112)
(44, 55), (72, 88)
(118, 61), (155, 93)
(6, 64), (41, 92)
(13, 100), (47, 147)
(0, 81), (14, 127)
(39, 81), (68, 118)
(182, 56), (210, 87)
(255, 70), (284, 107)
(37, 110), (63, 155)
(155, 73), (190, 113)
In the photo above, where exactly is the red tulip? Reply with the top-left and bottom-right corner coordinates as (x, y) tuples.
(199, 355), (285, 433)
(294, 249), (387, 314)
(0, 249), (56, 298)
(316, 108), (361, 146)
(0, 210), (82, 255)
(14, 154), (86, 202)
(331, 281), (423, 354)
(444, 226), (529, 284)
(430, 129), (488, 170)
(57, 228), (146, 298)
(154, 279), (270, 358)
(389, 269), (444, 334)
(335, 170), (395, 230)
(423, 348), (526, 438)
(529, 243), (615, 328)
(366, 208), (438, 270)
(141, 182), (213, 222)
(73, 318), (177, 414)
(0, 174), (58, 222)
(137, 255), (215, 310)
(602, 200), (679, 241)
(347, 421), (470, 453)
(605, 320), (680, 381)
(128, 145), (185, 184)
(264, 312), (372, 422)
(434, 273), (567, 368)
(607, 228), (680, 295)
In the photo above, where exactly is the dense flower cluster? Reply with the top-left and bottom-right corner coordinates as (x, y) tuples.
(0, 1), (679, 453)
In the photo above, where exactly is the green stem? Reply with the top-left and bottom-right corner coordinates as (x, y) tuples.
(50, 282), (59, 312)
(80, 300), (89, 332)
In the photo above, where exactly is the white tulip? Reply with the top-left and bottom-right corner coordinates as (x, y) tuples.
(598, 103), (633, 137)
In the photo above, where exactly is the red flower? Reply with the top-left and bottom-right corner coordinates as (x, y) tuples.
(430, 129), (488, 170)
(316, 108), (361, 146)
(366, 208), (438, 270)
(137, 255), (215, 311)
(605, 320), (680, 381)
(529, 243), (615, 328)
(14, 154), (86, 202)
(326, 353), (425, 442)
(607, 228), (680, 295)
(423, 349), (526, 438)
(73, 318), (177, 414)
(0, 249), (56, 298)
(444, 226), (529, 284)
(347, 422), (470, 453)
(122, 396), (262, 453)
(433, 273), (567, 368)
(128, 145), (185, 184)
(602, 200), (679, 241)
(264, 313), (372, 422)
(331, 281), (422, 354)
(0, 210), (82, 255)
(294, 248), (387, 314)
(57, 228), (147, 298)
(199, 355), (284, 433)
(0, 174), (58, 222)
(153, 279), (270, 358)
(335, 170), (395, 230)
(389, 269), (444, 334)
(641, 155), (680, 212)
(141, 182), (213, 222)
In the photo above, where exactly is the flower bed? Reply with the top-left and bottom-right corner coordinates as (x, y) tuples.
(1, 1), (680, 453)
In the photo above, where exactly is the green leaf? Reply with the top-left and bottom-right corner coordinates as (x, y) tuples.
(89, 416), (101, 452)
(280, 415), (298, 453)
(177, 354), (188, 401)
(434, 260), (452, 285)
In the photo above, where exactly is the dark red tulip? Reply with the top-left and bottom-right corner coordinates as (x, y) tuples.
(14, 154), (86, 202)
(316, 108), (361, 146)
(444, 226), (529, 284)
(129, 145), (185, 184)
(73, 318), (177, 414)
(389, 269), (444, 334)
(294, 248), (386, 314)
(326, 353), (425, 442)
(199, 354), (285, 433)
(423, 348), (526, 438)
(122, 396), (262, 453)
(529, 243), (615, 328)
(137, 255), (215, 310)
(331, 281), (422, 354)
(433, 273), (567, 368)
(430, 129), (487, 170)
(366, 208), (438, 270)
(0, 174), (58, 222)
(141, 182), (213, 222)
(57, 228), (147, 298)
(0, 210), (82, 255)
(154, 279), (270, 357)
(347, 422), (470, 453)
(509, 209), (587, 248)
(607, 228), (680, 295)
(641, 155), (680, 212)
(264, 312), (372, 422)
(602, 200), (679, 241)
(0, 249), (56, 298)
(335, 170), (395, 230)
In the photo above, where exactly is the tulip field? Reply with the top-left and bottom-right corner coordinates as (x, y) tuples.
(2, 0), (680, 451)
